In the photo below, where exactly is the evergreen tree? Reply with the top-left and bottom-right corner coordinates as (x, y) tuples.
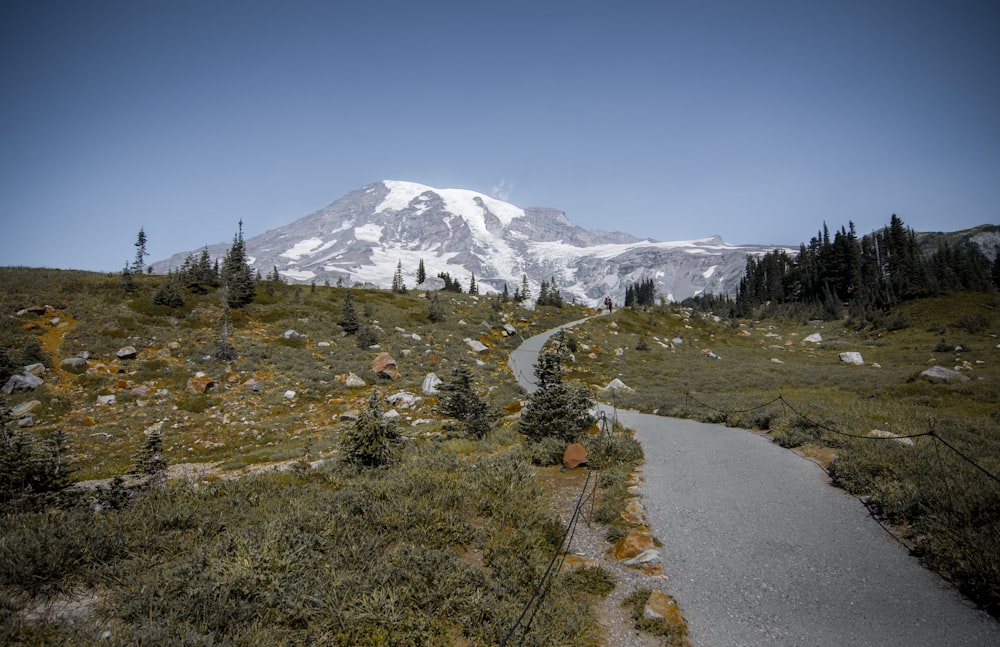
(221, 221), (256, 308)
(121, 261), (136, 295)
(341, 389), (398, 468)
(519, 331), (594, 444)
(197, 247), (217, 287)
(392, 261), (407, 294)
(537, 279), (549, 305)
(356, 324), (379, 349)
(215, 296), (237, 361)
(501, 283), (510, 302)
(521, 274), (530, 302)
(416, 258), (427, 285)
(130, 428), (167, 484)
(133, 227), (149, 274)
(1, 410), (74, 511)
(340, 290), (360, 334)
(468, 273), (478, 295)
(438, 365), (495, 439)
(153, 271), (185, 307)
(438, 272), (463, 293)
(428, 292), (445, 323)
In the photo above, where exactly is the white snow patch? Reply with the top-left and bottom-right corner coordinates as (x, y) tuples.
(246, 256), (257, 266)
(280, 237), (326, 260)
(702, 265), (717, 279)
(378, 180), (524, 227)
(282, 268), (316, 281)
(354, 224), (383, 242)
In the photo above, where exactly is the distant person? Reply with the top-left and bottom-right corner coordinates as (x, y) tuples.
(604, 296), (613, 313)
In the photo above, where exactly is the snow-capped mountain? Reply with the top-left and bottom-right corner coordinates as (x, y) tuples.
(154, 180), (789, 305)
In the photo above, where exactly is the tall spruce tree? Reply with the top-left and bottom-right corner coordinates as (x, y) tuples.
(392, 261), (407, 294)
(438, 365), (494, 439)
(416, 258), (427, 285)
(340, 290), (360, 334)
(221, 221), (256, 308)
(133, 227), (149, 274)
(519, 331), (594, 444)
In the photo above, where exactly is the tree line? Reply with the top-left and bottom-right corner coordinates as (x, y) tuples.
(729, 215), (1000, 323)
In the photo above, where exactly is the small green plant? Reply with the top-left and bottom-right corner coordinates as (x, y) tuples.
(562, 565), (615, 596)
(340, 389), (399, 468)
(131, 429), (167, 483)
(437, 364), (496, 439)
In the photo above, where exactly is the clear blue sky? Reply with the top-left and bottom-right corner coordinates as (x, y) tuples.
(2, 1), (997, 271)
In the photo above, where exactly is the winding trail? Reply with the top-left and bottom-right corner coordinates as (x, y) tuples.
(509, 320), (1000, 646)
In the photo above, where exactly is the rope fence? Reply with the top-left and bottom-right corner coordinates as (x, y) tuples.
(683, 391), (999, 486)
(501, 411), (612, 646)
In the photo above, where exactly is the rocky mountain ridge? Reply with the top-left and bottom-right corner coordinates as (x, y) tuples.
(155, 180), (993, 306)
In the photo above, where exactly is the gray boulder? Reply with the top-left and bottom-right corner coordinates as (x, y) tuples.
(387, 391), (422, 408)
(2, 372), (43, 394)
(421, 372), (442, 395)
(116, 346), (138, 360)
(10, 400), (41, 416)
(284, 330), (305, 340)
(23, 363), (46, 376)
(920, 366), (970, 382)
(839, 352), (864, 365)
(464, 338), (488, 354)
(345, 372), (366, 388)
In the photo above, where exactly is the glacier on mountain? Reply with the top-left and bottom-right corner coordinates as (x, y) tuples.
(153, 180), (789, 306)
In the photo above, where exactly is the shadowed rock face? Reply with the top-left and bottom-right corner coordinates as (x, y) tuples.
(153, 180), (790, 305)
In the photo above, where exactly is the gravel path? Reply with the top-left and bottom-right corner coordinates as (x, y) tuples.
(602, 408), (1000, 647)
(510, 320), (1000, 646)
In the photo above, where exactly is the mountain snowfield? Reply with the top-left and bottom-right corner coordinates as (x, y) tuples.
(154, 180), (789, 305)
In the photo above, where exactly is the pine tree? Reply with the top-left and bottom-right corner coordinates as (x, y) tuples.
(1, 411), (74, 511)
(215, 295), (237, 361)
(537, 280), (549, 305)
(392, 261), (407, 294)
(501, 283), (510, 302)
(468, 273), (478, 295)
(438, 365), (494, 439)
(519, 332), (594, 444)
(521, 274), (530, 302)
(131, 428), (167, 484)
(120, 261), (136, 295)
(133, 227), (149, 274)
(153, 271), (185, 307)
(428, 292), (445, 323)
(340, 290), (360, 334)
(416, 258), (427, 285)
(341, 389), (398, 467)
(221, 221), (256, 308)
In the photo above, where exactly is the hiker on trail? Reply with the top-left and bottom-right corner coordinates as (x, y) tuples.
(604, 296), (613, 313)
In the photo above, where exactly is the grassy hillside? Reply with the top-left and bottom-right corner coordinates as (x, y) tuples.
(0, 268), (588, 480)
(4, 268), (671, 645)
(3, 265), (997, 641)
(570, 293), (1000, 617)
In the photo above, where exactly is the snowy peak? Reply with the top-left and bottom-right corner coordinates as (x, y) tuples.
(153, 180), (786, 304)
(376, 180), (524, 228)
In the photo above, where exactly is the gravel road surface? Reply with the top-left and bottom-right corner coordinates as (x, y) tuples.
(603, 408), (1000, 647)
(510, 321), (1000, 646)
